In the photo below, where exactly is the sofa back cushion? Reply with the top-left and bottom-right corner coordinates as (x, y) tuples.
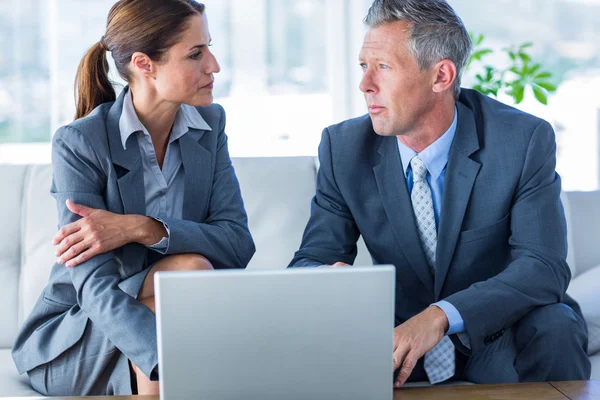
(6, 159), (586, 350)
(233, 157), (317, 270)
(563, 191), (600, 276)
(0, 166), (28, 348)
(560, 192), (577, 276)
(12, 157), (324, 332)
(19, 165), (56, 326)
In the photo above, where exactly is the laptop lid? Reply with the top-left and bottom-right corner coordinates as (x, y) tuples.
(155, 266), (395, 400)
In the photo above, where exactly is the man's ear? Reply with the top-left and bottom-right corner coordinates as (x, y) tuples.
(432, 59), (457, 94)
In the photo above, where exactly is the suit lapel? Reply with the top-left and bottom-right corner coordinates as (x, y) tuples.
(179, 128), (212, 222)
(107, 88), (145, 216)
(107, 88), (146, 272)
(373, 135), (434, 291)
(434, 102), (481, 299)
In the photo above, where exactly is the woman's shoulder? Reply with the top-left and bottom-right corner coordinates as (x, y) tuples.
(52, 102), (114, 156)
(194, 103), (226, 131)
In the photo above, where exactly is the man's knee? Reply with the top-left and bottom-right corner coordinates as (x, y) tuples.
(515, 303), (591, 381)
(518, 303), (587, 347)
(169, 253), (214, 272)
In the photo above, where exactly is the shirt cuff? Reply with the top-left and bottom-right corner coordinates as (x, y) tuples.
(433, 300), (465, 335)
(146, 217), (170, 254)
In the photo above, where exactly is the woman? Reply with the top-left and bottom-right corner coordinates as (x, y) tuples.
(11, 0), (255, 395)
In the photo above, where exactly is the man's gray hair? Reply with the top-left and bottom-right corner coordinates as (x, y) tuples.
(365, 0), (472, 98)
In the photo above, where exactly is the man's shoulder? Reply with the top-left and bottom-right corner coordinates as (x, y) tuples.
(459, 88), (549, 135)
(324, 114), (380, 153)
(319, 114), (382, 169)
(326, 113), (374, 137)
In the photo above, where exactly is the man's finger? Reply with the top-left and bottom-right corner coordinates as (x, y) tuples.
(66, 199), (94, 218)
(331, 262), (350, 267)
(392, 341), (409, 372)
(395, 350), (417, 388)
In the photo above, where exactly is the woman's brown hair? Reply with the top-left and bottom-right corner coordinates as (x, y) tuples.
(74, 0), (205, 120)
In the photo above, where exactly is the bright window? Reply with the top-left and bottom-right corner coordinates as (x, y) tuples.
(1, 0), (599, 192)
(452, 0), (600, 190)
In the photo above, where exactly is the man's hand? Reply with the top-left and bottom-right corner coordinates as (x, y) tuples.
(53, 200), (167, 267)
(331, 261), (349, 267)
(393, 306), (449, 388)
(319, 261), (350, 268)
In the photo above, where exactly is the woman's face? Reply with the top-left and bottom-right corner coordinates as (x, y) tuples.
(153, 13), (220, 107)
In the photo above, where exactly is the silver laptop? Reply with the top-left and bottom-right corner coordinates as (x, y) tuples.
(155, 266), (395, 400)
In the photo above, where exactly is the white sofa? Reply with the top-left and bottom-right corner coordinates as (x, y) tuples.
(0, 158), (599, 396)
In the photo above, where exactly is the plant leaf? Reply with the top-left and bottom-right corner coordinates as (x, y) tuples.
(469, 32), (484, 46)
(534, 71), (552, 79)
(519, 52), (532, 63)
(535, 81), (557, 92)
(520, 42), (533, 49)
(513, 85), (525, 104)
(477, 49), (493, 58)
(475, 34), (484, 45)
(528, 63), (541, 75)
(532, 85), (548, 105)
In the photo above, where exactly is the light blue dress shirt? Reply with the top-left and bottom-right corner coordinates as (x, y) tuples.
(396, 107), (465, 335)
(119, 89), (212, 253)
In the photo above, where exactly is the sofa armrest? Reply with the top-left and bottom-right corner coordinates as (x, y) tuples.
(567, 264), (600, 355)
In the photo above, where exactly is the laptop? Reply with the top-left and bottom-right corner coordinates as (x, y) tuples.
(155, 266), (395, 400)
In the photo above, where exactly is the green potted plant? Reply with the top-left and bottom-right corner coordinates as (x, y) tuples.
(467, 33), (557, 105)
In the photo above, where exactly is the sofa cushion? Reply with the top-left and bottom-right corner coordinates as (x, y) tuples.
(560, 192), (576, 276)
(19, 165), (57, 327)
(0, 165), (28, 348)
(591, 353), (600, 380)
(0, 348), (41, 396)
(564, 191), (600, 276)
(567, 264), (600, 355)
(232, 157), (316, 270)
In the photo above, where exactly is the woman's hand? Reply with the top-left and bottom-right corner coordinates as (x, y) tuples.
(53, 200), (166, 267)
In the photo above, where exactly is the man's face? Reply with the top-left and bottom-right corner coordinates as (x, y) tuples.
(359, 21), (437, 137)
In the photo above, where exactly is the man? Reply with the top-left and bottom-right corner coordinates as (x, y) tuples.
(288, 0), (590, 388)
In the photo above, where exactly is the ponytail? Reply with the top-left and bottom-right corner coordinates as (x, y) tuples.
(74, 41), (115, 120)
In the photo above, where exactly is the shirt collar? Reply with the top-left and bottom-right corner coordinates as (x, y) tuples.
(118, 88), (212, 150)
(397, 106), (458, 180)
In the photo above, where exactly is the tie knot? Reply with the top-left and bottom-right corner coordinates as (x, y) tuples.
(410, 156), (428, 182)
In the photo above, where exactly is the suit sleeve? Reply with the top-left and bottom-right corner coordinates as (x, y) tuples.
(444, 120), (571, 352)
(159, 106), (255, 269)
(288, 127), (360, 268)
(51, 126), (159, 378)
